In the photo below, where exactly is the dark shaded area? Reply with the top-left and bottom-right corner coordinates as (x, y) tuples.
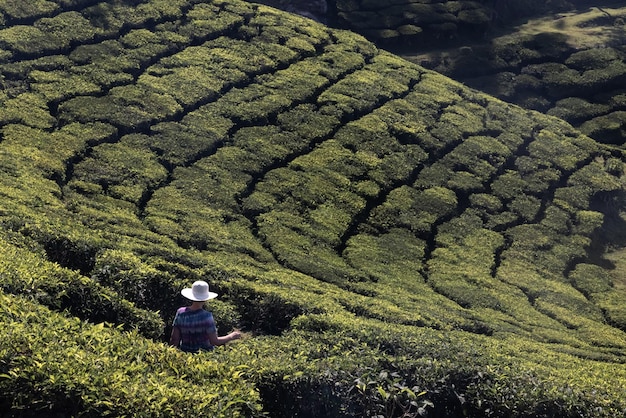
(589, 189), (626, 262)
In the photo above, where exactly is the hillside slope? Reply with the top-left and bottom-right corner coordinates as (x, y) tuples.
(410, 4), (626, 148)
(1, 0), (625, 416)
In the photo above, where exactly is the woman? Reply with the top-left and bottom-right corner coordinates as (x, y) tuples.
(169, 280), (241, 353)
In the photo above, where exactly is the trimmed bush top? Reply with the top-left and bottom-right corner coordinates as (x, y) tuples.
(0, 1), (625, 417)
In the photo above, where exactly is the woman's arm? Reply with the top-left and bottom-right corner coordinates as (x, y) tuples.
(169, 326), (181, 347)
(208, 330), (241, 346)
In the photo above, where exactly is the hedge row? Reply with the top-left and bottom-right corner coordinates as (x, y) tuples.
(333, 0), (490, 44)
(0, 290), (263, 417)
(1, 1), (625, 417)
(1, 0), (622, 353)
(419, 8), (626, 147)
(0, 231), (164, 339)
(254, 1), (568, 47)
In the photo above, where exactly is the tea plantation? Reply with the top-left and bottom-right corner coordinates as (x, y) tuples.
(0, 0), (625, 417)
(411, 4), (626, 149)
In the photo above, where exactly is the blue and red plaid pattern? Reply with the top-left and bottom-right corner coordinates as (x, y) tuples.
(172, 307), (217, 353)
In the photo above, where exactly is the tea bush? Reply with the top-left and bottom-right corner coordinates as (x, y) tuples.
(579, 111), (626, 145)
(72, 134), (169, 204)
(430, 24), (626, 147)
(59, 84), (183, 130)
(1, 0), (626, 416)
(0, 291), (263, 417)
(333, 0), (495, 45)
(0, 92), (56, 129)
(548, 97), (611, 125)
(0, 237), (163, 339)
(0, 0), (60, 22)
(569, 263), (626, 331)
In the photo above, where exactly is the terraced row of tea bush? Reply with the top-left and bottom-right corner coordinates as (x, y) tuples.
(254, 0), (571, 46)
(413, 6), (626, 148)
(0, 289), (263, 417)
(294, 0), (495, 45)
(1, 0), (625, 416)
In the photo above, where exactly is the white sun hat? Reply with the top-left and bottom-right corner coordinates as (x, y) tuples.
(181, 280), (218, 302)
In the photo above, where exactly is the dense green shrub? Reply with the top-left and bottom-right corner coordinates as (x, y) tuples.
(334, 0), (496, 45)
(0, 0), (60, 22)
(1, 1), (625, 417)
(528, 129), (591, 172)
(569, 263), (612, 295)
(0, 92), (56, 128)
(0, 237), (163, 339)
(548, 97), (611, 125)
(568, 262), (626, 331)
(318, 52), (419, 115)
(59, 84), (182, 130)
(579, 111), (626, 145)
(565, 48), (620, 71)
(72, 134), (169, 204)
(0, 291), (263, 417)
(369, 186), (457, 235)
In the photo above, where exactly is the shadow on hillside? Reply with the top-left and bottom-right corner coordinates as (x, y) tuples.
(587, 192), (626, 269)
(400, 2), (626, 70)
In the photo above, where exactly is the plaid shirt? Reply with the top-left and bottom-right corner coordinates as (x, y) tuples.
(172, 307), (217, 353)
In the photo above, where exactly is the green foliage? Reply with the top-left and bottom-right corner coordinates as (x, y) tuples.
(72, 134), (169, 204)
(0, 11), (99, 55)
(59, 84), (183, 130)
(427, 18), (626, 146)
(529, 129), (591, 172)
(334, 0), (494, 44)
(0, 291), (263, 417)
(428, 213), (507, 310)
(369, 186), (457, 235)
(0, 237), (163, 339)
(548, 97), (610, 124)
(0, 0), (59, 22)
(569, 263), (612, 295)
(0, 1), (625, 417)
(470, 193), (503, 215)
(318, 52), (420, 115)
(569, 262), (626, 331)
(565, 48), (619, 71)
(580, 111), (626, 145)
(0, 92), (56, 129)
